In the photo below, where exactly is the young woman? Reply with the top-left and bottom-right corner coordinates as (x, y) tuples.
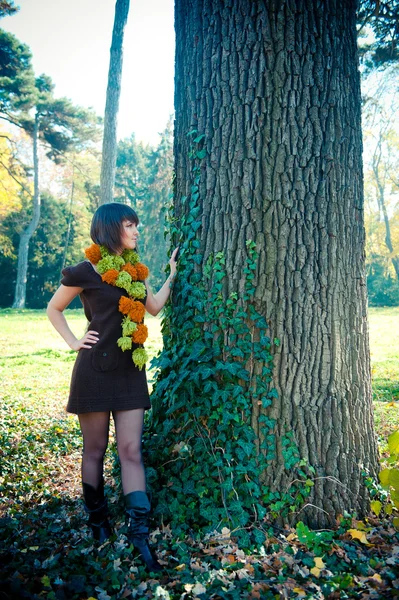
(47, 203), (178, 572)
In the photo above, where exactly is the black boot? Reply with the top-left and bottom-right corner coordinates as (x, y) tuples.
(125, 491), (162, 572)
(83, 481), (112, 543)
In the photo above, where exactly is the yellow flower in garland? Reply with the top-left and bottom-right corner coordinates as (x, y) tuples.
(117, 336), (133, 351)
(132, 348), (148, 370)
(122, 249), (140, 265)
(129, 282), (146, 299)
(85, 243), (149, 370)
(97, 254), (125, 274)
(115, 271), (132, 289)
(122, 315), (137, 337)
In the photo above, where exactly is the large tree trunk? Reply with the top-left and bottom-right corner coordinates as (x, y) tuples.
(100, 0), (130, 205)
(168, 0), (379, 528)
(12, 112), (40, 308)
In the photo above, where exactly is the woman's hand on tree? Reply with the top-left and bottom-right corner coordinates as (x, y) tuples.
(70, 330), (99, 351)
(169, 247), (179, 276)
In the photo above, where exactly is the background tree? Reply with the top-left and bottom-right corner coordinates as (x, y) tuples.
(0, 29), (36, 113)
(362, 67), (399, 304)
(0, 125), (27, 256)
(358, 0), (399, 68)
(0, 30), (101, 307)
(0, 136), (101, 308)
(0, 1), (18, 18)
(12, 83), (100, 308)
(115, 134), (151, 207)
(0, 192), (86, 307)
(148, 0), (379, 535)
(115, 118), (173, 287)
(142, 118), (173, 289)
(100, 0), (130, 205)
(59, 149), (101, 268)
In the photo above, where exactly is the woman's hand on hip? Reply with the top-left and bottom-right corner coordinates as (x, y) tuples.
(70, 330), (99, 351)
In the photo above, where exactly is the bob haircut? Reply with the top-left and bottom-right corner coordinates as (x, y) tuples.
(90, 203), (139, 254)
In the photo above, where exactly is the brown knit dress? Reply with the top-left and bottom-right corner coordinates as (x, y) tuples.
(61, 260), (151, 414)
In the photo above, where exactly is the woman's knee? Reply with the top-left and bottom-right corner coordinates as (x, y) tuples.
(82, 441), (108, 462)
(118, 440), (142, 465)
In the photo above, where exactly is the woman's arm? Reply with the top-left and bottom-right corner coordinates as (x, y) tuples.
(47, 285), (99, 350)
(145, 248), (178, 317)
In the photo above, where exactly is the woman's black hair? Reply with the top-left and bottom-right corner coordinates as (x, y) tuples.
(90, 203), (139, 254)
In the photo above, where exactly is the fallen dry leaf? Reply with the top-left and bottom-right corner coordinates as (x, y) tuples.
(347, 528), (373, 545)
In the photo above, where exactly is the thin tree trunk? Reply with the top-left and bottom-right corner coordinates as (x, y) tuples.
(12, 112), (40, 308)
(171, 0), (379, 527)
(62, 168), (75, 271)
(375, 172), (399, 280)
(100, 0), (130, 205)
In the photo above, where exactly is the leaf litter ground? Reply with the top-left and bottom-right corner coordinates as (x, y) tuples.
(1, 309), (399, 599)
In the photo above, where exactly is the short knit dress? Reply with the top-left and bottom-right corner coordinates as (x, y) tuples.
(61, 260), (151, 414)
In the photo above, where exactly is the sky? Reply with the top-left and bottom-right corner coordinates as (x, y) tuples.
(2, 0), (175, 146)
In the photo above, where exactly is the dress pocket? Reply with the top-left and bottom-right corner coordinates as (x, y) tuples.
(91, 348), (119, 372)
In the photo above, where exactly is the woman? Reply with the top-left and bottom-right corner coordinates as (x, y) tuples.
(47, 203), (177, 572)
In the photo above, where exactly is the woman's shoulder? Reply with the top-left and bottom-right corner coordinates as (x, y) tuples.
(61, 261), (99, 288)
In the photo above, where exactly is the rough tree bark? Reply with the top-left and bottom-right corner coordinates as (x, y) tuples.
(100, 0), (130, 205)
(12, 112), (40, 308)
(173, 0), (379, 526)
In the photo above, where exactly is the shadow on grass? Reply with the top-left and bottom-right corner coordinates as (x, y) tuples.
(1, 349), (75, 362)
(373, 378), (399, 402)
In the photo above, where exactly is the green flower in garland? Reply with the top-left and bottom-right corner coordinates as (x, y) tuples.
(117, 336), (133, 351)
(129, 281), (146, 299)
(97, 254), (125, 274)
(122, 249), (140, 265)
(122, 315), (137, 337)
(100, 245), (111, 257)
(115, 271), (132, 290)
(133, 347), (148, 371)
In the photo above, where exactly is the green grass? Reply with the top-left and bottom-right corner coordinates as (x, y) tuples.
(0, 307), (162, 392)
(1, 306), (397, 442)
(369, 306), (399, 403)
(369, 307), (399, 450)
(1, 306), (398, 599)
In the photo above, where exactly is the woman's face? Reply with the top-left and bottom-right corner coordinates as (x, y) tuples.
(120, 219), (139, 251)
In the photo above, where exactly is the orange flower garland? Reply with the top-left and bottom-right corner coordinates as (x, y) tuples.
(85, 243), (149, 370)
(128, 300), (146, 323)
(135, 263), (149, 280)
(119, 296), (135, 315)
(84, 243), (102, 264)
(102, 269), (119, 285)
(132, 324), (148, 345)
(122, 263), (138, 280)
